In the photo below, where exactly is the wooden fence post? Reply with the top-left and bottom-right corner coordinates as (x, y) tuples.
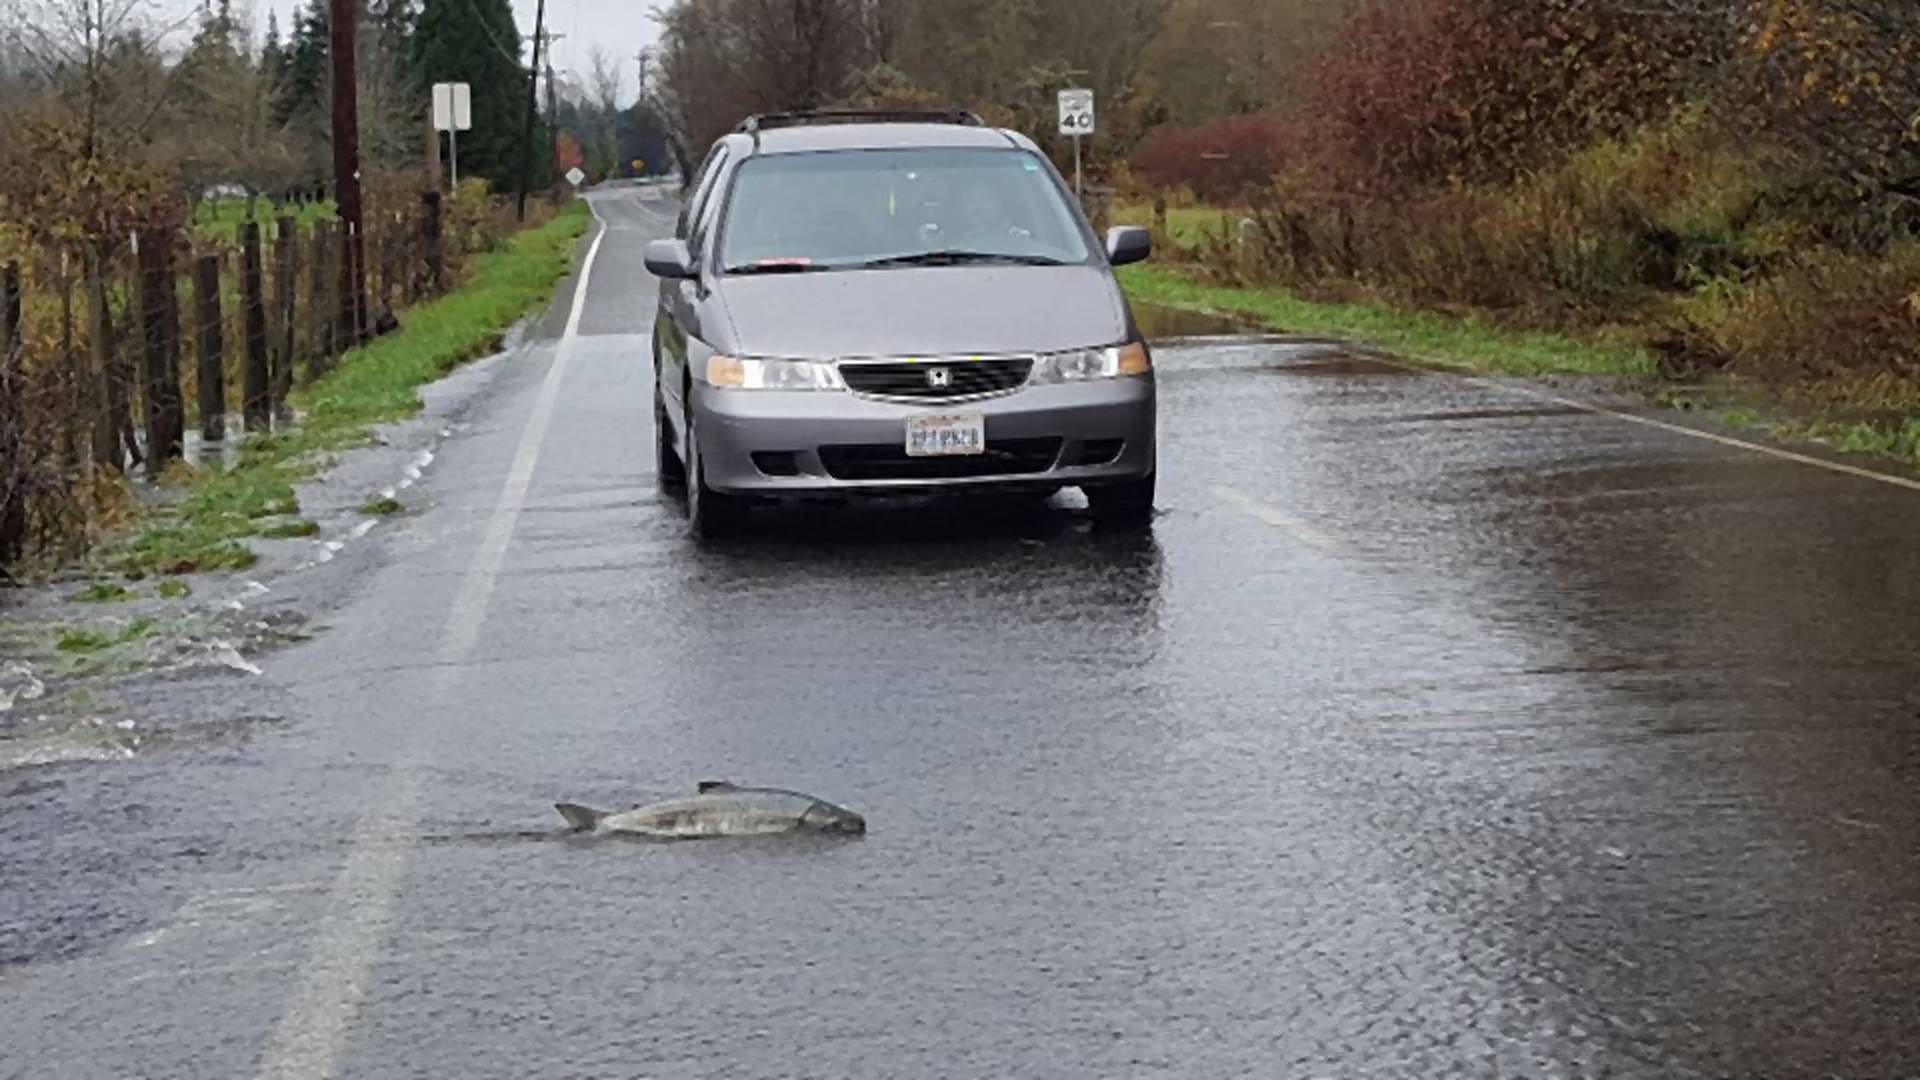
(0, 260), (22, 564)
(193, 253), (225, 444)
(0, 260), (18, 360)
(1339, 203), (1357, 277)
(421, 190), (445, 298)
(137, 232), (184, 475)
(56, 252), (78, 476)
(308, 221), (334, 377)
(240, 222), (272, 432)
(272, 216), (296, 418)
(85, 248), (122, 471)
(377, 212), (399, 328)
(334, 219), (354, 351)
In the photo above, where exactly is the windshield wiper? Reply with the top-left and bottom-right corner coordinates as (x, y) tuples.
(724, 261), (837, 276)
(854, 250), (1068, 269)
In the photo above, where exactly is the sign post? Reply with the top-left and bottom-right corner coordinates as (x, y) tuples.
(1057, 88), (1095, 206)
(432, 82), (472, 188)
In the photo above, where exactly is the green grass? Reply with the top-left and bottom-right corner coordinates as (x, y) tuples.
(71, 581), (135, 603)
(192, 197), (336, 243)
(1114, 203), (1243, 245)
(57, 628), (115, 653)
(157, 579), (192, 599)
(358, 495), (404, 516)
(56, 617), (154, 654)
(1117, 264), (1654, 379)
(1769, 415), (1920, 461)
(112, 203), (589, 575)
(256, 518), (321, 539)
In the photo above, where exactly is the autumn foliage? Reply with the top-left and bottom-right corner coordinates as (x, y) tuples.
(1125, 0), (1920, 405)
(1132, 117), (1297, 203)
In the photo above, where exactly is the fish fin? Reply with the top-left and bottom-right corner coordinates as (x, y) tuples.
(555, 803), (608, 831)
(697, 780), (739, 794)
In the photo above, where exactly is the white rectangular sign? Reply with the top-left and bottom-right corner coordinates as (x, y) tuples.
(432, 83), (472, 132)
(1058, 88), (1095, 137)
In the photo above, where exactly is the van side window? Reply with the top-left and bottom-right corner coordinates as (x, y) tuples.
(679, 146), (729, 241)
(687, 157), (732, 258)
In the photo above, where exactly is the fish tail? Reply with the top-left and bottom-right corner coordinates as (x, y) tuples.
(555, 803), (608, 831)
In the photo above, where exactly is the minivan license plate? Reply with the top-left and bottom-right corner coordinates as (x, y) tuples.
(905, 413), (985, 457)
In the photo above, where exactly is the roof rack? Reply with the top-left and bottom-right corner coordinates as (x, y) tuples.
(736, 108), (985, 146)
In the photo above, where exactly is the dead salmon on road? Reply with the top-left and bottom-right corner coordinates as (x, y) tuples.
(555, 781), (867, 839)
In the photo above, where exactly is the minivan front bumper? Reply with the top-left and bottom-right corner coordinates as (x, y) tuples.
(691, 376), (1156, 496)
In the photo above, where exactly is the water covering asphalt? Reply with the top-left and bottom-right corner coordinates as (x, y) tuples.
(4, 186), (1919, 1079)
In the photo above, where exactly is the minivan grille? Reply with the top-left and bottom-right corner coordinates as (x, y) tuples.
(819, 438), (1063, 481)
(839, 358), (1032, 400)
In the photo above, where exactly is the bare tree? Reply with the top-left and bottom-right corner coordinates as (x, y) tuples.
(581, 45), (624, 180)
(167, 9), (302, 209)
(3, 0), (183, 159)
(655, 0), (866, 150)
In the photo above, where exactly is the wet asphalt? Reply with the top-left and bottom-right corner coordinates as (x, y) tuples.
(4, 185), (1920, 1079)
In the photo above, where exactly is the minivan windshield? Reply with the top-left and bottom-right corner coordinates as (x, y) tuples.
(718, 147), (1093, 273)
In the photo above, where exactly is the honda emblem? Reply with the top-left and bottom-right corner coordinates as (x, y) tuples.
(926, 367), (953, 389)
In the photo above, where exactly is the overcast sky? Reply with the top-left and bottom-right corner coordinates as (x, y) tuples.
(187, 0), (667, 107)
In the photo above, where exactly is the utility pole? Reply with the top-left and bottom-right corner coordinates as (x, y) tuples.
(329, 0), (365, 344)
(635, 48), (653, 179)
(514, 0), (547, 223)
(544, 31), (565, 189)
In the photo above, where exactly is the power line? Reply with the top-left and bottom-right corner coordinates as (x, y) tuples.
(455, 0), (521, 68)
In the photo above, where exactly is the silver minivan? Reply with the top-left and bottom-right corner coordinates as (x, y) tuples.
(645, 109), (1157, 538)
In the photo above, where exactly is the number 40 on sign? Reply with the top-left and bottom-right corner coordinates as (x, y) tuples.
(1057, 89), (1095, 136)
(1058, 88), (1095, 203)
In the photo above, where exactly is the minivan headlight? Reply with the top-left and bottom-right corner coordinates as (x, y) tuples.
(704, 355), (846, 391)
(1032, 342), (1152, 383)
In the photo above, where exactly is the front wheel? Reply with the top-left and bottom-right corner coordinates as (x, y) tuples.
(685, 411), (746, 540)
(1084, 471), (1156, 527)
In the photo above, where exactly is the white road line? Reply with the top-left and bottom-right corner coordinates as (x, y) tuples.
(1211, 484), (1347, 555)
(257, 203), (608, 1080)
(621, 191), (675, 227)
(1373, 355), (1920, 494)
(563, 216), (603, 338)
(1211, 347), (1920, 558)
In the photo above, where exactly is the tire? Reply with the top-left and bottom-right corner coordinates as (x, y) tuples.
(655, 379), (686, 494)
(1085, 471), (1156, 527)
(684, 410), (746, 540)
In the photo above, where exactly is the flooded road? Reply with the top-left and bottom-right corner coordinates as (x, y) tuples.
(5, 187), (1920, 1078)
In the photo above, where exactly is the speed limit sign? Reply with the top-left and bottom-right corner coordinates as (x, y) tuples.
(1057, 89), (1095, 136)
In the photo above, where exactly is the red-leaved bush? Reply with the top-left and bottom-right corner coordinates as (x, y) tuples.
(1131, 0), (1707, 201)
(1130, 115), (1298, 204)
(1295, 0), (1702, 194)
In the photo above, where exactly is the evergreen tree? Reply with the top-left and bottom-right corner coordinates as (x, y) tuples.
(260, 10), (287, 89)
(371, 0), (421, 91)
(411, 0), (527, 187)
(276, 0), (329, 129)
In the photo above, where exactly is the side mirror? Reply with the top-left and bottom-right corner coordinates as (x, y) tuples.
(644, 238), (698, 280)
(1105, 226), (1152, 268)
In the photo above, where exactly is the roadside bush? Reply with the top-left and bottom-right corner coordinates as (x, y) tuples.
(1131, 115), (1297, 204)
(1296, 0), (1707, 194)
(1688, 244), (1920, 398)
(1184, 113), (1790, 323)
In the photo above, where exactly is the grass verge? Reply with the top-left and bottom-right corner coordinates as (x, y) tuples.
(1117, 264), (1654, 379)
(111, 202), (590, 576)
